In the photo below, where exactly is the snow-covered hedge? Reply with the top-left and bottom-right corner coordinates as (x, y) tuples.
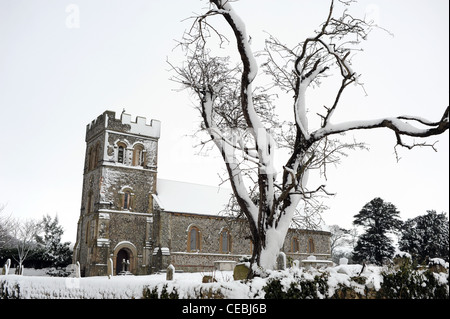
(1, 262), (448, 299)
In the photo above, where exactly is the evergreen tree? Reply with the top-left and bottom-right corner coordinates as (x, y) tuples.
(35, 214), (72, 268)
(352, 197), (403, 265)
(399, 210), (449, 263)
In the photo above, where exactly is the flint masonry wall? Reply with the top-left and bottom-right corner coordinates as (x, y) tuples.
(155, 210), (331, 272)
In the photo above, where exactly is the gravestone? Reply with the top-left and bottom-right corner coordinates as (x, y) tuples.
(276, 252), (286, 270)
(76, 261), (81, 278)
(233, 263), (250, 280)
(166, 264), (175, 281)
(107, 258), (114, 277)
(2, 259), (11, 275)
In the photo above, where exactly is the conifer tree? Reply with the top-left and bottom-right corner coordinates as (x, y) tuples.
(352, 197), (403, 265)
(399, 210), (449, 263)
(35, 214), (72, 268)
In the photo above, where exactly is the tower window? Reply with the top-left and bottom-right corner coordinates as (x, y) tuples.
(123, 191), (131, 210)
(133, 145), (145, 166)
(118, 146), (125, 164)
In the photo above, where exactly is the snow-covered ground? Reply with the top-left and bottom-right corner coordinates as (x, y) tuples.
(1, 261), (448, 299)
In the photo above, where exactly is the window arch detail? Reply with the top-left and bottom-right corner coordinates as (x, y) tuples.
(291, 237), (299, 253)
(119, 187), (135, 211)
(220, 229), (232, 253)
(307, 238), (315, 254)
(132, 144), (146, 167)
(187, 225), (201, 252)
(117, 143), (126, 164)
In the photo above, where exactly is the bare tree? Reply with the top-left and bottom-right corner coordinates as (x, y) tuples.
(10, 218), (42, 273)
(329, 225), (349, 258)
(170, 0), (448, 274)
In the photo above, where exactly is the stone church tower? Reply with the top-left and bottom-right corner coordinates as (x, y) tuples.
(73, 110), (161, 276)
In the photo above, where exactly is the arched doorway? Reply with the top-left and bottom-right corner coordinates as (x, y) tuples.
(116, 248), (131, 275)
(113, 241), (137, 275)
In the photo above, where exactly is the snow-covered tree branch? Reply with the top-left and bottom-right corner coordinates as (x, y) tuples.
(170, 0), (449, 276)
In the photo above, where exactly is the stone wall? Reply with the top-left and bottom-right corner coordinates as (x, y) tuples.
(155, 210), (331, 272)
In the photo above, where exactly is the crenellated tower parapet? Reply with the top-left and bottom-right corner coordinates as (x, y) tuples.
(86, 110), (161, 142)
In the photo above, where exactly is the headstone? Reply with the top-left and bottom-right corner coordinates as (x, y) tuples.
(276, 252), (286, 270)
(107, 258), (114, 277)
(292, 260), (300, 269)
(202, 275), (217, 283)
(2, 259), (11, 275)
(166, 264), (175, 281)
(233, 263), (250, 281)
(76, 261), (81, 278)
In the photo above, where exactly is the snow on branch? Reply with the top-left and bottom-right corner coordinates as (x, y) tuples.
(171, 0), (449, 272)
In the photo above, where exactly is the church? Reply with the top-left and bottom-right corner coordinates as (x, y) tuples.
(72, 110), (331, 276)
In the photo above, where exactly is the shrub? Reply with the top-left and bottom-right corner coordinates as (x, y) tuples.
(263, 272), (329, 299)
(377, 260), (449, 299)
(142, 284), (179, 299)
(0, 280), (20, 299)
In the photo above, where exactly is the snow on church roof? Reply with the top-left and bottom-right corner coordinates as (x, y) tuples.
(154, 179), (233, 216)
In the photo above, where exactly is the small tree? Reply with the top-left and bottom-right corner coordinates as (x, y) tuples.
(35, 214), (72, 268)
(329, 225), (350, 263)
(352, 197), (403, 265)
(10, 218), (42, 273)
(399, 210), (449, 264)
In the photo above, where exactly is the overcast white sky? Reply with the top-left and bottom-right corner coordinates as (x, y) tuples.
(0, 0), (448, 244)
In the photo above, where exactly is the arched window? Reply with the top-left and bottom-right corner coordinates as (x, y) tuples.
(220, 229), (232, 253)
(133, 144), (145, 166)
(188, 226), (201, 252)
(117, 146), (125, 164)
(291, 237), (299, 253)
(123, 190), (132, 210)
(119, 187), (134, 211)
(308, 238), (315, 254)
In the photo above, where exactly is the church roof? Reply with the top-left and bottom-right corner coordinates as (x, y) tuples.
(154, 179), (233, 216)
